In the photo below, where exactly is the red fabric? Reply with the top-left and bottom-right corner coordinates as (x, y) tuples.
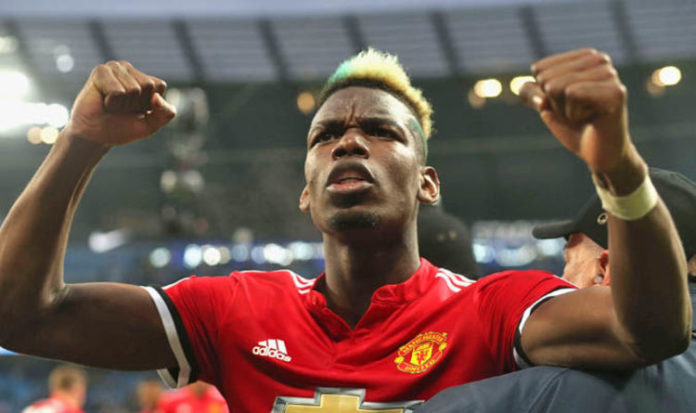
(22, 396), (83, 413)
(162, 258), (575, 412)
(158, 386), (228, 413)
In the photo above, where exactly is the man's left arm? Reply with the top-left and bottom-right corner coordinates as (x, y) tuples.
(519, 48), (692, 369)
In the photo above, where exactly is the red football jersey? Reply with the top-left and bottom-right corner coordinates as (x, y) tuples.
(144, 258), (575, 412)
(21, 396), (83, 413)
(158, 385), (229, 413)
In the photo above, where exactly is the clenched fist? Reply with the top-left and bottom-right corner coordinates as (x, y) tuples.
(520, 49), (635, 176)
(64, 60), (177, 146)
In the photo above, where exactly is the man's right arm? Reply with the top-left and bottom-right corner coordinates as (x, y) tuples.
(0, 61), (178, 370)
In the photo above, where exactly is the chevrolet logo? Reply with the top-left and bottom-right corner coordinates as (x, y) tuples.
(272, 388), (422, 413)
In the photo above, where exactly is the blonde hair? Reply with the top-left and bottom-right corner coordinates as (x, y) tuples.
(48, 365), (87, 393)
(319, 48), (434, 146)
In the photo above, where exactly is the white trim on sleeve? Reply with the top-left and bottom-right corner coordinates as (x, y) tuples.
(513, 287), (576, 369)
(157, 367), (178, 389)
(142, 286), (192, 388)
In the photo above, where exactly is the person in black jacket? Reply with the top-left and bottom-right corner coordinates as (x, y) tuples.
(418, 201), (479, 279)
(417, 167), (696, 413)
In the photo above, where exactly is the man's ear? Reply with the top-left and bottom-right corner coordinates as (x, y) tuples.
(598, 250), (611, 286)
(299, 186), (310, 212)
(418, 166), (440, 204)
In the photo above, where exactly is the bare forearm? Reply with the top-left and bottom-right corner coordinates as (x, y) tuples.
(602, 152), (691, 360)
(0, 131), (108, 319)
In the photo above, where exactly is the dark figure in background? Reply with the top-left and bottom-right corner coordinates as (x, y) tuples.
(418, 167), (696, 413)
(418, 201), (479, 279)
(0, 47), (691, 411)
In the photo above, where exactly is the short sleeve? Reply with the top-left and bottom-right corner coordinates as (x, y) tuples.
(473, 270), (576, 372)
(143, 274), (240, 388)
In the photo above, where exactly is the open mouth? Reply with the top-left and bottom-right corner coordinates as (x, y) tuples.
(336, 177), (367, 184)
(325, 161), (376, 196)
(327, 177), (372, 192)
(327, 162), (374, 185)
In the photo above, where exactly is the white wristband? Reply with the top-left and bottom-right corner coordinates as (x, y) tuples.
(594, 173), (659, 221)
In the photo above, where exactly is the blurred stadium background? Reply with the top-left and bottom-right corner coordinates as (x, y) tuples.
(0, 0), (695, 410)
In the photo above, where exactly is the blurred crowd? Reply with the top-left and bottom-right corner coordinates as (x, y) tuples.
(14, 364), (229, 413)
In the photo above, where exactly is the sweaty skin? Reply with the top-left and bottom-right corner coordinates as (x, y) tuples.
(300, 87), (439, 325)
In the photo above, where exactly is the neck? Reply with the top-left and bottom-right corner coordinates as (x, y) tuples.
(320, 225), (421, 327)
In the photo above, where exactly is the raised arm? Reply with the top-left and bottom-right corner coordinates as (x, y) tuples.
(519, 49), (691, 368)
(0, 61), (178, 369)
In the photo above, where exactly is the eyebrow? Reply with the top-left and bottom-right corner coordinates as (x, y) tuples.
(309, 116), (407, 135)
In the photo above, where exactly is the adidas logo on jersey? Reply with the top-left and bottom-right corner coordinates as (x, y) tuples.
(253, 339), (292, 362)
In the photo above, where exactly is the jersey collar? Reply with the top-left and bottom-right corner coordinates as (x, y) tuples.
(304, 258), (439, 339)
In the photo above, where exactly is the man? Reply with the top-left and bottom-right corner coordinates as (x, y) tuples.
(136, 378), (164, 413)
(418, 201), (479, 278)
(22, 365), (87, 413)
(416, 167), (696, 412)
(533, 167), (696, 290)
(0, 48), (690, 412)
(158, 381), (229, 413)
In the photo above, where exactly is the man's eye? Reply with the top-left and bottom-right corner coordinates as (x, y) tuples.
(313, 132), (337, 145)
(373, 128), (398, 140)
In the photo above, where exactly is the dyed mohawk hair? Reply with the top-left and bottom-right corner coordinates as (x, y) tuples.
(319, 48), (434, 151)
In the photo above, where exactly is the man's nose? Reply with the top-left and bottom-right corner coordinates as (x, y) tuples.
(331, 129), (369, 160)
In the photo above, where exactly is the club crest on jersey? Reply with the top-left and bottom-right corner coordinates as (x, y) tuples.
(394, 331), (447, 374)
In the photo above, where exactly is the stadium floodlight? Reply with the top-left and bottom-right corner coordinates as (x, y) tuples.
(202, 245), (222, 266)
(297, 91), (316, 114)
(183, 244), (203, 269)
(509, 76), (535, 96)
(0, 101), (69, 134)
(46, 103), (70, 127)
(26, 126), (42, 144)
(473, 78), (502, 98)
(39, 126), (59, 144)
(150, 247), (172, 268)
(0, 70), (29, 98)
(652, 66), (681, 87)
(56, 54), (75, 73)
(0, 36), (18, 54)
